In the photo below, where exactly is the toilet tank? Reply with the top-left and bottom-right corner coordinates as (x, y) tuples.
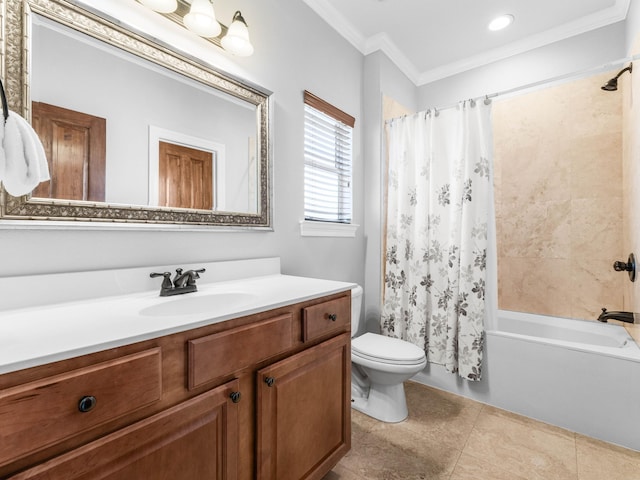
(351, 285), (363, 337)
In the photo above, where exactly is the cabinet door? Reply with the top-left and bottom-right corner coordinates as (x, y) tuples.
(256, 333), (351, 480)
(9, 379), (241, 480)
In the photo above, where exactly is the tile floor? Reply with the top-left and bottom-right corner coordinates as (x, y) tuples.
(323, 381), (640, 480)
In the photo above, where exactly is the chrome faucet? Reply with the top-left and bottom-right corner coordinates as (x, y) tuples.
(150, 268), (206, 296)
(597, 308), (635, 324)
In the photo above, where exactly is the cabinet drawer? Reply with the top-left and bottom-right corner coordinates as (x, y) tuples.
(7, 380), (240, 480)
(302, 294), (350, 342)
(188, 313), (294, 390)
(0, 348), (162, 468)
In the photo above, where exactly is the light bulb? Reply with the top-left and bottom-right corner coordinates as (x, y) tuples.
(141, 0), (177, 13)
(221, 11), (254, 56)
(184, 0), (221, 37)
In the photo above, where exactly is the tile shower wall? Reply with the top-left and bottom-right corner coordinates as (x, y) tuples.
(623, 35), (640, 339)
(493, 72), (624, 320)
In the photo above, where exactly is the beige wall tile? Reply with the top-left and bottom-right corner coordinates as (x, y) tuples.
(571, 258), (625, 319)
(495, 69), (624, 320)
(569, 134), (622, 199)
(498, 257), (573, 317)
(499, 200), (570, 259)
(623, 40), (640, 315)
(570, 197), (622, 261)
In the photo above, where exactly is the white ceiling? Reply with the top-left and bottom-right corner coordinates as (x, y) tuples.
(302, 0), (630, 86)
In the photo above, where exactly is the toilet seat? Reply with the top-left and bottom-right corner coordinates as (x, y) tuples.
(352, 333), (426, 366)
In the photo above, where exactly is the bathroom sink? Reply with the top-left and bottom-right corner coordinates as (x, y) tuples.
(139, 292), (258, 317)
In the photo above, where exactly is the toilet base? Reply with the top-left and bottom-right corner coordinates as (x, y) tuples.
(351, 381), (408, 423)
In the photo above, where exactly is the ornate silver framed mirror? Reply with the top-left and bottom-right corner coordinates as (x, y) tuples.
(0, 0), (272, 227)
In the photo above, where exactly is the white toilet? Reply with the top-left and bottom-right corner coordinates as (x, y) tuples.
(350, 285), (427, 422)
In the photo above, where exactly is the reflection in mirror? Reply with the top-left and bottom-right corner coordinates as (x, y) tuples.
(0, 0), (271, 227)
(31, 15), (258, 213)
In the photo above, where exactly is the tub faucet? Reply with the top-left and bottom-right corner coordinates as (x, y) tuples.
(150, 267), (206, 296)
(597, 308), (635, 324)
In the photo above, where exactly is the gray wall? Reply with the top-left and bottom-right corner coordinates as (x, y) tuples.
(626, 0), (640, 53)
(418, 22), (626, 110)
(0, 1), (633, 321)
(362, 51), (417, 334)
(0, 0), (365, 291)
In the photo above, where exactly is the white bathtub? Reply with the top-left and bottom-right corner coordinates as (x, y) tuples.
(414, 310), (640, 451)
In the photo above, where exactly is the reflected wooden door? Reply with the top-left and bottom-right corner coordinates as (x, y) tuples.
(31, 102), (106, 201)
(159, 141), (213, 210)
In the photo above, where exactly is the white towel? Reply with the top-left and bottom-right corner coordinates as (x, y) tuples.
(0, 111), (50, 197)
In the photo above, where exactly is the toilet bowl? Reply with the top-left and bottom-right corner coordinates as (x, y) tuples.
(350, 286), (427, 422)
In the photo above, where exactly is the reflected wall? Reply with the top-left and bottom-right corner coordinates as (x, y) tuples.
(31, 15), (257, 212)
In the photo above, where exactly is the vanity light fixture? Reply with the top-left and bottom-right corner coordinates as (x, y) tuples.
(140, 0), (254, 56)
(183, 0), (221, 37)
(220, 11), (254, 57)
(488, 14), (514, 31)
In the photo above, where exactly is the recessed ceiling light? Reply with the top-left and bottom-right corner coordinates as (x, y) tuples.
(488, 14), (514, 32)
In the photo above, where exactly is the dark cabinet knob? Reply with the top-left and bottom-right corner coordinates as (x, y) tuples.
(328, 313), (337, 322)
(264, 376), (275, 387)
(78, 395), (97, 413)
(229, 391), (241, 403)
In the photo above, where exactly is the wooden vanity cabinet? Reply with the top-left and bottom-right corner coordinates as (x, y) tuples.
(257, 333), (351, 480)
(0, 290), (351, 480)
(7, 379), (240, 480)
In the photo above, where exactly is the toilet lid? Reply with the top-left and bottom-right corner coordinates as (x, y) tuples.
(352, 333), (426, 365)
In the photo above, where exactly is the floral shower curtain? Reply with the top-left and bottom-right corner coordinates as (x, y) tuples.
(381, 100), (495, 381)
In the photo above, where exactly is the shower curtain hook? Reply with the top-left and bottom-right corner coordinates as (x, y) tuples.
(484, 95), (492, 105)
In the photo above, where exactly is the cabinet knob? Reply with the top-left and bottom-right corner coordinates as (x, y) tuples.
(78, 395), (97, 413)
(229, 391), (241, 403)
(328, 313), (337, 322)
(264, 376), (275, 387)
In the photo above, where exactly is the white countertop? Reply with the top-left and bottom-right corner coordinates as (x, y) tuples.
(0, 273), (355, 374)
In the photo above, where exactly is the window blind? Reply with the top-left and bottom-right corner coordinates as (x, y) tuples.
(304, 92), (354, 224)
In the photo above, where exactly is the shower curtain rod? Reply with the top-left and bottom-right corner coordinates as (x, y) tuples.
(415, 52), (640, 116)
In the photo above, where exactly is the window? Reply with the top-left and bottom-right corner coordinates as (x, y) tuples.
(303, 91), (355, 227)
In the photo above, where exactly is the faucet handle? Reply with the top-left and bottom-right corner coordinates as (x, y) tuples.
(186, 268), (206, 286)
(193, 268), (206, 278)
(150, 272), (172, 289)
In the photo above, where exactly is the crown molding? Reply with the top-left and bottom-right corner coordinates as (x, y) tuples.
(303, 0), (631, 87)
(301, 0), (366, 51)
(417, 0), (631, 85)
(362, 33), (420, 84)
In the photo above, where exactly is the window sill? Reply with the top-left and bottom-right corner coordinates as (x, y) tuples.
(299, 220), (359, 238)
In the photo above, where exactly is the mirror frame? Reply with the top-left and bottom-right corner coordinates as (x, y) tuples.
(0, 0), (273, 227)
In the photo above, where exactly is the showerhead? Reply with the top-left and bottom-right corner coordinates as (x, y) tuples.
(602, 63), (633, 91)
(601, 78), (619, 91)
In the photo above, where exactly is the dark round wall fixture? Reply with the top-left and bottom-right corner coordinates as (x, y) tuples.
(613, 253), (636, 282)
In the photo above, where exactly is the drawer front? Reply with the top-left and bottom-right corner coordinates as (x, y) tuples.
(302, 295), (350, 342)
(188, 313), (294, 390)
(7, 380), (240, 480)
(0, 348), (162, 468)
